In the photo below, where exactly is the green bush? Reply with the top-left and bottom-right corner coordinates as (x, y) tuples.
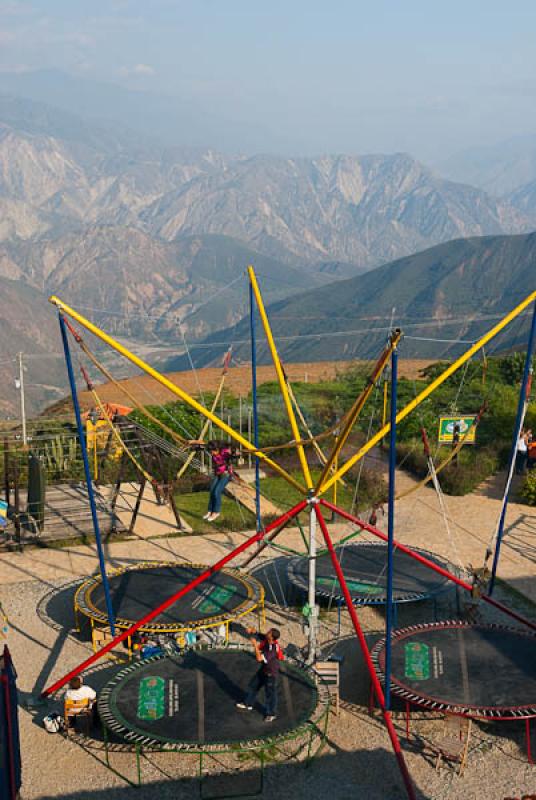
(439, 448), (499, 495)
(396, 440), (500, 496)
(521, 470), (536, 506)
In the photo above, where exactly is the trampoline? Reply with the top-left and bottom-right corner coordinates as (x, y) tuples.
(287, 541), (453, 606)
(74, 561), (264, 640)
(371, 621), (536, 719)
(98, 646), (330, 789)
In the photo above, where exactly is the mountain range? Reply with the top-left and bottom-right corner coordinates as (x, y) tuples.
(169, 233), (536, 369)
(2, 93), (535, 272)
(0, 89), (536, 417)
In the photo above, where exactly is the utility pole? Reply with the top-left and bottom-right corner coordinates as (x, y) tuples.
(17, 353), (27, 446)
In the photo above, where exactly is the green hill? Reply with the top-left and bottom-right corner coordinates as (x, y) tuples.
(166, 232), (536, 369)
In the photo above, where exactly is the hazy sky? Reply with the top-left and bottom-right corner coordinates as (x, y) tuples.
(1, 0), (536, 160)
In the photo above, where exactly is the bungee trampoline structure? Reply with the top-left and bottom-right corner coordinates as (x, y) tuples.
(97, 644), (330, 792)
(74, 561), (265, 650)
(371, 620), (536, 761)
(287, 541), (454, 608)
(42, 280), (536, 800)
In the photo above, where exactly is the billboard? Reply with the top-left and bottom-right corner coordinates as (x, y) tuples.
(438, 415), (477, 445)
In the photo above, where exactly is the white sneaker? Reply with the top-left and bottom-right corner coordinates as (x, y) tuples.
(203, 512), (212, 520)
(236, 702), (253, 711)
(209, 512), (220, 521)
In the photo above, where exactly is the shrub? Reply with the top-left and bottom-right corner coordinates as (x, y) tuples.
(436, 448), (499, 496)
(396, 440), (500, 496)
(521, 470), (536, 506)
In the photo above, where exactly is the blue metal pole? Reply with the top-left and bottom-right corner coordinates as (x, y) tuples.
(58, 313), (116, 634)
(489, 301), (536, 595)
(385, 346), (398, 710)
(249, 281), (261, 531)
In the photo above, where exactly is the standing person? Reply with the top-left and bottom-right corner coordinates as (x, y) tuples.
(516, 428), (529, 475)
(451, 422), (461, 467)
(189, 439), (235, 521)
(236, 627), (284, 722)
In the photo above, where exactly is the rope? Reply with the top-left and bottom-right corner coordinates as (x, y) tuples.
(427, 455), (464, 572)
(175, 350), (231, 480)
(88, 386), (156, 485)
(61, 317), (189, 445)
(483, 396), (530, 565)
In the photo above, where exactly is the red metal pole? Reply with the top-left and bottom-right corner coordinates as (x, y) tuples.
(320, 499), (536, 633)
(314, 505), (416, 800)
(42, 501), (305, 697)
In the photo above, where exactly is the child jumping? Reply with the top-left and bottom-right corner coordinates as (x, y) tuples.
(189, 439), (235, 522)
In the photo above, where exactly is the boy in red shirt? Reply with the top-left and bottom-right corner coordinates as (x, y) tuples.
(236, 627), (283, 722)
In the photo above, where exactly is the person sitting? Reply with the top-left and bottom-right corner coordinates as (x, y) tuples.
(64, 676), (97, 729)
(65, 676), (97, 707)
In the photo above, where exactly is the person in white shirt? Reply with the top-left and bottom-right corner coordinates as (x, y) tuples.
(516, 429), (529, 475)
(65, 676), (97, 706)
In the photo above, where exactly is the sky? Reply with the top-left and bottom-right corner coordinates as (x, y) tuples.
(1, 0), (536, 160)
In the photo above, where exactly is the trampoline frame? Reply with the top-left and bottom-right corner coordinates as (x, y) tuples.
(97, 643), (330, 797)
(370, 620), (536, 764)
(74, 561), (265, 651)
(287, 541), (455, 606)
(371, 620), (536, 721)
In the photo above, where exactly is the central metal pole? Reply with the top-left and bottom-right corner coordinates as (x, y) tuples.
(385, 346), (398, 709)
(307, 498), (319, 663)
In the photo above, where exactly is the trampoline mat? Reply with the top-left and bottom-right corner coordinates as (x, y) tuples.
(372, 622), (536, 718)
(99, 649), (320, 747)
(288, 542), (452, 605)
(77, 563), (260, 630)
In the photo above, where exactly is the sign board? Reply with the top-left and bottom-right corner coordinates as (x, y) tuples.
(438, 415), (477, 445)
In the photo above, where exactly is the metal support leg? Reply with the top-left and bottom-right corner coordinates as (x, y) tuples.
(526, 718), (533, 765)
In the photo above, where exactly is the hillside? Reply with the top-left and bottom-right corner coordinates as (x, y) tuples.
(166, 233), (536, 369)
(0, 277), (66, 416)
(0, 227), (321, 342)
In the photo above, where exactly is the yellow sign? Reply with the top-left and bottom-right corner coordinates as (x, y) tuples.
(438, 415), (477, 445)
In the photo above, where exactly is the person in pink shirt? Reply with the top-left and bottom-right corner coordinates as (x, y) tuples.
(190, 439), (235, 521)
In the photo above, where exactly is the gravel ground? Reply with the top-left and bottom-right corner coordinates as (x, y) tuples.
(2, 556), (536, 800)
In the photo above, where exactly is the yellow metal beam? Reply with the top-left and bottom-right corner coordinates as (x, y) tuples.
(314, 329), (401, 494)
(49, 295), (306, 494)
(319, 290), (536, 496)
(248, 266), (313, 489)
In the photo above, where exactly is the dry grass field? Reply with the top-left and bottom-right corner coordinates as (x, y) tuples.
(67, 359), (435, 413)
